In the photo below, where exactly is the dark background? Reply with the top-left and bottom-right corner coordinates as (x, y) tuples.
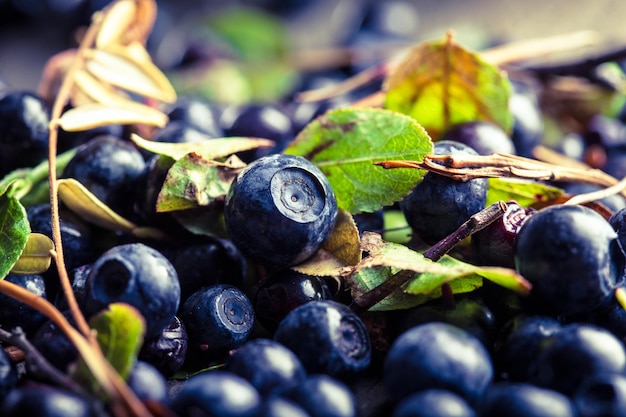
(1, 0), (625, 93)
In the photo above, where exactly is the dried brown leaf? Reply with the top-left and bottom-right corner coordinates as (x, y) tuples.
(85, 46), (176, 103)
(73, 69), (130, 106)
(58, 102), (168, 131)
(96, 0), (137, 48)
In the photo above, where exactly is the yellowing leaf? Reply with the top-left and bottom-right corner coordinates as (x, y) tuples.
(322, 209), (361, 266)
(131, 133), (274, 160)
(73, 69), (131, 106)
(291, 249), (346, 277)
(384, 32), (513, 140)
(10, 233), (54, 275)
(96, 0), (137, 48)
(84, 46), (176, 103)
(58, 102), (168, 131)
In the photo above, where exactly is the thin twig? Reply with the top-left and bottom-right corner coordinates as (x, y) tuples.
(350, 201), (507, 312)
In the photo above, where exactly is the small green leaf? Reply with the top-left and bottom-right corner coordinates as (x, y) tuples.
(0, 184), (30, 279)
(10, 233), (54, 274)
(156, 153), (244, 212)
(131, 133), (274, 161)
(321, 209), (361, 266)
(345, 232), (529, 311)
(486, 177), (565, 207)
(284, 108), (433, 214)
(172, 206), (228, 238)
(384, 32), (513, 140)
(382, 210), (412, 244)
(89, 303), (146, 380)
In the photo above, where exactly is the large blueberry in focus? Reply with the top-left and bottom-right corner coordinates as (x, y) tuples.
(273, 300), (371, 378)
(226, 338), (306, 397)
(383, 322), (493, 405)
(170, 370), (261, 417)
(179, 284), (255, 359)
(400, 140), (487, 245)
(478, 382), (576, 417)
(527, 323), (626, 396)
(224, 154), (338, 268)
(83, 243), (181, 338)
(514, 204), (625, 316)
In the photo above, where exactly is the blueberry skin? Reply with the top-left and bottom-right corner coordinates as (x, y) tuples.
(0, 273), (47, 337)
(127, 361), (169, 404)
(0, 347), (18, 402)
(440, 121), (516, 155)
(478, 382), (576, 417)
(83, 243), (181, 338)
(258, 397), (311, 417)
(514, 204), (625, 316)
(281, 374), (357, 417)
(138, 315), (188, 378)
(226, 338), (307, 397)
(224, 154), (338, 268)
(400, 140), (487, 245)
(273, 300), (371, 378)
(383, 322), (493, 405)
(0, 385), (97, 417)
(179, 284), (255, 357)
(392, 389), (476, 417)
(170, 370), (261, 417)
(574, 373), (626, 417)
(527, 323), (626, 396)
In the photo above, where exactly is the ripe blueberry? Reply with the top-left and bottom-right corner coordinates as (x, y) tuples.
(224, 153), (338, 268)
(478, 382), (576, 417)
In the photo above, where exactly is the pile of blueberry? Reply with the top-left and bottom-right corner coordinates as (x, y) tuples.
(4, 1), (626, 417)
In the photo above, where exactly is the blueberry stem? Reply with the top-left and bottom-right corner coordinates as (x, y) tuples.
(350, 201), (507, 312)
(0, 327), (86, 396)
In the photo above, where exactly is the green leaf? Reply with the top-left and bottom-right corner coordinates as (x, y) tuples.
(0, 184), (30, 279)
(10, 233), (54, 274)
(345, 232), (529, 311)
(130, 133), (274, 161)
(486, 177), (565, 207)
(384, 32), (513, 140)
(156, 153), (244, 212)
(284, 108), (433, 214)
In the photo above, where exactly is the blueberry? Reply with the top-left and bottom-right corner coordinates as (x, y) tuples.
(226, 338), (307, 397)
(254, 268), (335, 333)
(0, 347), (18, 402)
(138, 315), (188, 378)
(509, 83), (544, 157)
(0, 273), (47, 337)
(0, 385), (97, 417)
(29, 312), (79, 373)
(83, 243), (181, 338)
(527, 323), (626, 396)
(220, 103), (294, 162)
(400, 140), (488, 245)
(492, 314), (561, 382)
(440, 121), (516, 155)
(258, 396), (311, 417)
(574, 373), (626, 417)
(0, 91), (49, 177)
(126, 361), (169, 404)
(224, 154), (338, 268)
(273, 300), (371, 378)
(478, 382), (576, 417)
(281, 374), (357, 417)
(179, 284), (255, 361)
(61, 135), (146, 219)
(170, 370), (261, 417)
(514, 204), (625, 316)
(383, 322), (493, 405)
(166, 95), (223, 138)
(392, 389), (476, 417)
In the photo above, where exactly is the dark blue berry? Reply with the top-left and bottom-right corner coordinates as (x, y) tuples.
(258, 397), (311, 417)
(273, 300), (371, 378)
(0, 385), (97, 417)
(392, 389), (476, 417)
(527, 323), (626, 396)
(514, 204), (625, 316)
(29, 312), (78, 373)
(400, 140), (488, 245)
(170, 370), (261, 417)
(166, 95), (223, 138)
(478, 382), (576, 417)
(281, 374), (357, 417)
(179, 284), (255, 360)
(0, 273), (47, 336)
(126, 361), (169, 404)
(509, 83), (544, 157)
(0, 347), (18, 402)
(383, 322), (493, 405)
(83, 243), (181, 338)
(226, 338), (306, 397)
(440, 121), (516, 155)
(574, 373), (626, 417)
(138, 315), (188, 378)
(224, 154), (338, 268)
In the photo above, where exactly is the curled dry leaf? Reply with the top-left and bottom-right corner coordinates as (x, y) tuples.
(84, 45), (176, 103)
(58, 101), (168, 131)
(73, 69), (131, 107)
(96, 0), (157, 48)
